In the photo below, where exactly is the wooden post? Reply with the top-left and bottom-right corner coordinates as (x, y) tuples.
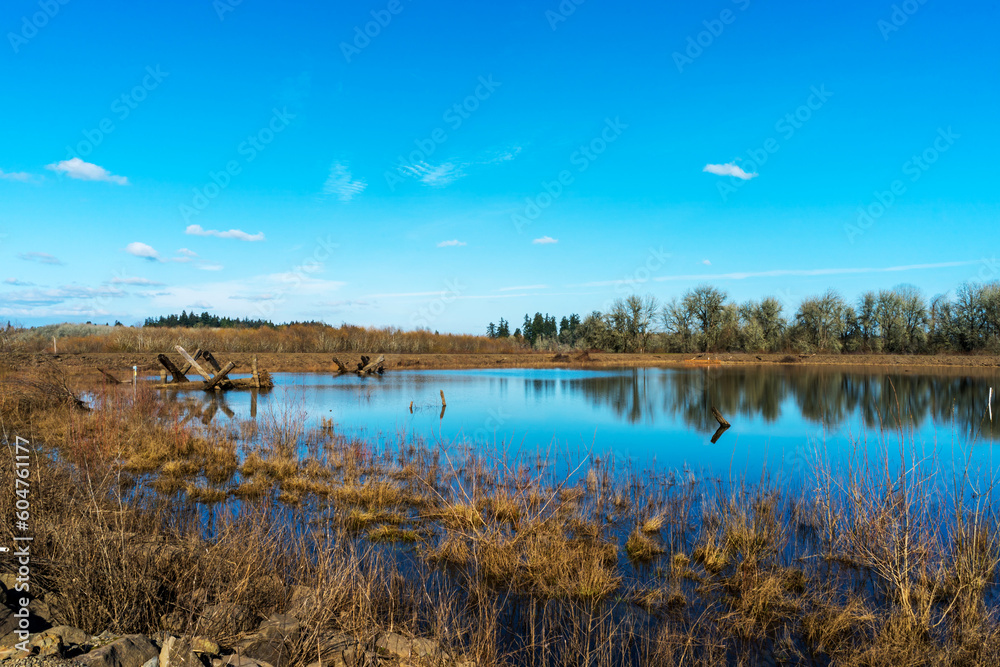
(250, 390), (258, 418)
(440, 390), (446, 407)
(157, 354), (189, 383)
(204, 361), (237, 391)
(175, 346), (214, 382)
(159, 370), (167, 384)
(252, 356), (260, 388)
(52, 336), (57, 354)
(409, 400), (414, 414)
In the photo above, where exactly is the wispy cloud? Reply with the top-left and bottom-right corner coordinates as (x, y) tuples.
(702, 259), (712, 266)
(497, 284), (548, 292)
(437, 239), (467, 248)
(404, 162), (464, 187)
(198, 263), (224, 271)
(185, 224), (265, 242)
(124, 242), (160, 261)
(177, 248), (197, 257)
(4, 278), (35, 286)
(18, 252), (64, 265)
(364, 291), (448, 299)
(0, 168), (33, 182)
(532, 236), (558, 245)
(229, 293), (278, 302)
(110, 277), (165, 286)
(703, 162), (757, 180)
(46, 158), (129, 185)
(323, 161), (367, 201)
(0, 285), (125, 307)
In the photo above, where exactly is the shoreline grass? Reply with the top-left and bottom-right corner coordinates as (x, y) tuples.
(1, 368), (999, 665)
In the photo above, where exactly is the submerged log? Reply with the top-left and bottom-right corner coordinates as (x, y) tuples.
(710, 424), (731, 444)
(332, 357), (350, 374)
(204, 361), (237, 391)
(361, 355), (385, 375)
(711, 406), (730, 428)
(157, 354), (189, 383)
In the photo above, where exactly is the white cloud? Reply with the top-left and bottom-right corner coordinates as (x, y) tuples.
(18, 252), (63, 265)
(437, 239), (467, 247)
(702, 259), (712, 266)
(185, 224), (265, 242)
(110, 277), (165, 286)
(403, 162), (464, 187)
(125, 242), (160, 261)
(177, 248), (197, 257)
(703, 162), (758, 180)
(229, 293), (278, 302)
(46, 158), (129, 185)
(198, 263), (224, 271)
(323, 161), (367, 201)
(532, 236), (558, 245)
(4, 278), (35, 286)
(0, 169), (32, 182)
(497, 284), (548, 292)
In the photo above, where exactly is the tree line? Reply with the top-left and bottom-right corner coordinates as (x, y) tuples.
(143, 311), (275, 329)
(487, 281), (1000, 354)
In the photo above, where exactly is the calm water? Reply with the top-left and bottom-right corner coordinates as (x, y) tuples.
(163, 366), (998, 486)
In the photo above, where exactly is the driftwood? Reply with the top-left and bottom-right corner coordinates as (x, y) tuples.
(204, 361), (237, 391)
(177, 348), (203, 376)
(157, 354), (189, 383)
(252, 356), (260, 388)
(97, 368), (122, 385)
(175, 346), (214, 382)
(202, 351), (223, 372)
(334, 355), (385, 376)
(711, 424), (730, 444)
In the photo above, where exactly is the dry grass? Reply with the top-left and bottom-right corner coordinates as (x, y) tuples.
(2, 366), (999, 666)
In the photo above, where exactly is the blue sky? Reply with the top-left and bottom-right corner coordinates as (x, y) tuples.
(1, 0), (997, 332)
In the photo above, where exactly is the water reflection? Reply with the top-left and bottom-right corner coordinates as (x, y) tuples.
(563, 366), (998, 441)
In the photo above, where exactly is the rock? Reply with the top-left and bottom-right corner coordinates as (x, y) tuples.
(219, 656), (274, 667)
(235, 613), (303, 667)
(285, 586), (321, 620)
(74, 634), (160, 667)
(410, 638), (439, 659)
(159, 636), (202, 667)
(375, 633), (412, 660)
(200, 604), (250, 635)
(0, 605), (18, 637)
(190, 638), (220, 655)
(38, 625), (91, 647)
(256, 614), (301, 642)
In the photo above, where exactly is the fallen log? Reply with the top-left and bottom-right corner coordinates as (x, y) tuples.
(204, 361), (237, 391)
(97, 368), (122, 385)
(157, 354), (189, 383)
(361, 355), (385, 375)
(332, 357), (350, 374)
(711, 407), (730, 428)
(177, 348), (203, 376)
(175, 346), (214, 382)
(202, 350), (223, 372)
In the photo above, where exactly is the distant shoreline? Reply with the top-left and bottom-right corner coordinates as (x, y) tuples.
(11, 350), (999, 385)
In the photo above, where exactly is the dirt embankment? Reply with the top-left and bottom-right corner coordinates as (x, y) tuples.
(6, 350), (998, 385)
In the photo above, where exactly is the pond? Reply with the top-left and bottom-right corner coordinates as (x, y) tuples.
(162, 365), (998, 487)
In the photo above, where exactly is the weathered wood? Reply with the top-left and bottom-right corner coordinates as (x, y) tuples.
(711, 407), (730, 427)
(178, 348), (203, 376)
(157, 354), (189, 383)
(204, 361), (237, 391)
(332, 357), (350, 374)
(202, 350), (222, 372)
(250, 389), (258, 418)
(440, 389), (447, 407)
(710, 424), (730, 444)
(361, 355), (385, 375)
(175, 346), (214, 382)
(252, 356), (260, 388)
(97, 367), (122, 384)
